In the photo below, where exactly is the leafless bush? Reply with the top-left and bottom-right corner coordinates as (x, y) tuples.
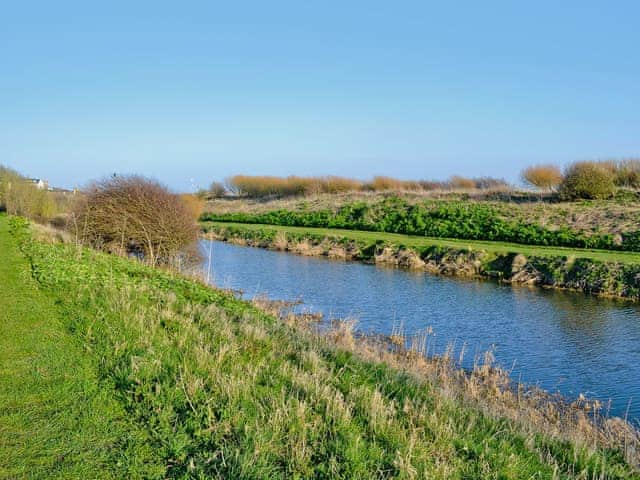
(364, 176), (423, 192)
(208, 181), (227, 198)
(226, 175), (365, 198)
(448, 175), (476, 190)
(521, 164), (563, 191)
(472, 177), (509, 190)
(365, 176), (405, 191)
(73, 175), (200, 266)
(418, 180), (448, 191)
(321, 176), (363, 194)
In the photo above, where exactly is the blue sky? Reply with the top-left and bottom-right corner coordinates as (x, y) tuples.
(2, 1), (639, 191)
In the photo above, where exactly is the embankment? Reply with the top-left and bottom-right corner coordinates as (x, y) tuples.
(204, 222), (640, 301)
(4, 214), (640, 477)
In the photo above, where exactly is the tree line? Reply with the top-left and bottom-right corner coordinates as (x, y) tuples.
(203, 159), (640, 200)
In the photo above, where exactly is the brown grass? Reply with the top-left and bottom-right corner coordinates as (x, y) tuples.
(448, 175), (477, 190)
(179, 194), (206, 220)
(254, 298), (640, 467)
(221, 174), (510, 199)
(256, 297), (640, 469)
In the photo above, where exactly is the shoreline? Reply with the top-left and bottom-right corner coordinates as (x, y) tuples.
(203, 222), (640, 302)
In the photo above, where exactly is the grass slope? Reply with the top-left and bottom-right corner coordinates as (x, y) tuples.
(0, 216), (162, 479)
(2, 215), (639, 478)
(202, 222), (640, 264)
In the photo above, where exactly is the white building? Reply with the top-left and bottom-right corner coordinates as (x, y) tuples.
(28, 178), (48, 190)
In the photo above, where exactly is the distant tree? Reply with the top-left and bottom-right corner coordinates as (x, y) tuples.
(209, 181), (227, 198)
(322, 176), (362, 194)
(521, 164), (563, 192)
(180, 194), (206, 220)
(448, 176), (476, 190)
(74, 175), (200, 266)
(559, 161), (616, 200)
(0, 165), (57, 220)
(418, 180), (447, 191)
(366, 176), (404, 191)
(473, 177), (509, 190)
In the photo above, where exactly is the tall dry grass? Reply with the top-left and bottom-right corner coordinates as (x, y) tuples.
(223, 174), (509, 199)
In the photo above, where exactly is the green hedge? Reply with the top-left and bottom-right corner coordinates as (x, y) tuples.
(201, 197), (640, 252)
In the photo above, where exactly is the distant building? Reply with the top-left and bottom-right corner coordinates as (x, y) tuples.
(27, 178), (48, 190)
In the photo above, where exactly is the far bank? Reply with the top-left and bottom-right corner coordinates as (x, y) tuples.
(203, 221), (640, 301)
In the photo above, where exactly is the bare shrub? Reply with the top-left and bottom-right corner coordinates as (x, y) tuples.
(180, 194), (206, 220)
(364, 176), (423, 192)
(322, 176), (363, 194)
(366, 176), (404, 191)
(227, 175), (299, 198)
(521, 164), (563, 191)
(73, 175), (200, 266)
(418, 180), (448, 191)
(472, 177), (509, 190)
(208, 181), (227, 198)
(448, 176), (476, 190)
(226, 175), (365, 198)
(560, 161), (616, 200)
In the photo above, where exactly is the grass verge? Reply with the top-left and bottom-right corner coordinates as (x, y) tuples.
(2, 214), (639, 478)
(0, 216), (163, 479)
(202, 222), (640, 264)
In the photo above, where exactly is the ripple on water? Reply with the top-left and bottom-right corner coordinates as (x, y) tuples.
(202, 239), (640, 423)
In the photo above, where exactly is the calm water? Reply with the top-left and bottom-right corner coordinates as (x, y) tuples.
(202, 239), (640, 423)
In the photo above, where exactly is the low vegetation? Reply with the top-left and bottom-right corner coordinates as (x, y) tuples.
(218, 174), (508, 199)
(203, 159), (640, 201)
(521, 164), (563, 192)
(201, 196), (640, 252)
(4, 214), (639, 478)
(205, 222), (640, 300)
(0, 216), (163, 478)
(560, 161), (618, 200)
(0, 165), (68, 221)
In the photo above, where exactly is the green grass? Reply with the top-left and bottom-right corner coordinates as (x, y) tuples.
(0, 216), (163, 479)
(203, 221), (640, 264)
(2, 214), (639, 478)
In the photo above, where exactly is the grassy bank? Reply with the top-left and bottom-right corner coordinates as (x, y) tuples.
(0, 217), (163, 478)
(202, 221), (640, 264)
(3, 214), (640, 478)
(203, 222), (640, 301)
(204, 193), (640, 246)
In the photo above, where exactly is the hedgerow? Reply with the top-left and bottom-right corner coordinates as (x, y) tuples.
(201, 197), (638, 251)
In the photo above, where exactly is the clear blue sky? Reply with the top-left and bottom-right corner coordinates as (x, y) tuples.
(2, 1), (639, 191)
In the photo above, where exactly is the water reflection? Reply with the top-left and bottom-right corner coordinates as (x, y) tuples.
(202, 239), (640, 423)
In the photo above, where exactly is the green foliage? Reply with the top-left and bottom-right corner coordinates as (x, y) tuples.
(560, 162), (617, 200)
(0, 165), (60, 220)
(8, 217), (637, 478)
(201, 197), (640, 252)
(0, 216), (163, 479)
(208, 222), (640, 300)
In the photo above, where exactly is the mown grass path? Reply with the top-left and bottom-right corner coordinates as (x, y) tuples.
(0, 216), (156, 479)
(204, 221), (640, 264)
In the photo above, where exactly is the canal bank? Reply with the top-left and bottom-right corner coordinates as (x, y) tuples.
(203, 221), (640, 302)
